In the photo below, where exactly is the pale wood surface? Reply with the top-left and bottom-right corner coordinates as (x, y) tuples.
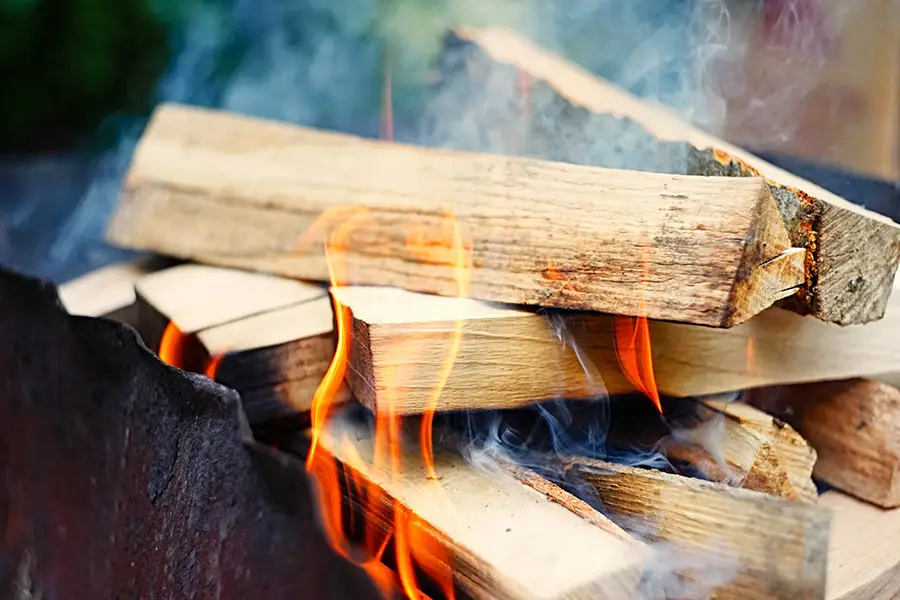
(567, 458), (830, 600)
(749, 379), (900, 508)
(703, 400), (818, 503)
(135, 263), (325, 335)
(823, 490), (900, 600)
(58, 257), (170, 321)
(334, 284), (900, 414)
(450, 26), (900, 325)
(107, 102), (806, 328)
(320, 413), (647, 600)
(133, 264), (340, 423)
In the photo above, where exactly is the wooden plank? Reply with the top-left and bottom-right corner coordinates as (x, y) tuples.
(106, 102), (807, 328)
(566, 457), (830, 599)
(437, 26), (900, 325)
(823, 490), (900, 600)
(57, 256), (172, 323)
(333, 284), (900, 414)
(319, 412), (647, 600)
(749, 379), (900, 508)
(133, 264), (345, 424)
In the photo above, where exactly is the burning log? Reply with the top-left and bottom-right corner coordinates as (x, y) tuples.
(433, 26), (900, 326)
(106, 102), (808, 328)
(821, 490), (900, 600)
(749, 379), (900, 508)
(57, 256), (172, 323)
(565, 458), (830, 600)
(134, 263), (346, 423)
(318, 411), (648, 599)
(0, 267), (379, 599)
(664, 400), (816, 502)
(335, 284), (900, 414)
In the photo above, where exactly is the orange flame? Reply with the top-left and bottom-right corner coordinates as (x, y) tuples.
(158, 321), (186, 368)
(303, 208), (466, 599)
(204, 354), (224, 379)
(612, 255), (662, 413)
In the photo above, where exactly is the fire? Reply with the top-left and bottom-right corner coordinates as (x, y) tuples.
(303, 60), (468, 598)
(612, 255), (663, 413)
(158, 321), (185, 368)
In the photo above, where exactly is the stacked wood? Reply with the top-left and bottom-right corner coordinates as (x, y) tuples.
(664, 400), (816, 503)
(133, 263), (346, 423)
(318, 411), (648, 600)
(565, 457), (830, 599)
(335, 284), (900, 414)
(433, 26), (900, 325)
(748, 379), (900, 508)
(57, 256), (172, 324)
(105, 103), (812, 328)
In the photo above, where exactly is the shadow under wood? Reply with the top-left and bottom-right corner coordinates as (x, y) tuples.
(0, 267), (378, 600)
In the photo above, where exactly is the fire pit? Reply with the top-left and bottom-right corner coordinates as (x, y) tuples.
(6, 19), (900, 600)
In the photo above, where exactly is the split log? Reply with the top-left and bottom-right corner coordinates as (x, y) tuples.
(431, 26), (900, 325)
(749, 379), (900, 508)
(663, 399), (816, 502)
(319, 412), (648, 600)
(565, 458), (830, 600)
(106, 102), (807, 328)
(57, 256), (172, 324)
(701, 400), (818, 503)
(0, 267), (379, 600)
(134, 264), (346, 424)
(822, 490), (900, 600)
(338, 281), (900, 414)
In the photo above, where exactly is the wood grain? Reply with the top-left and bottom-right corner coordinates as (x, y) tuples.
(319, 413), (648, 600)
(106, 103), (806, 328)
(749, 379), (900, 508)
(133, 264), (345, 424)
(823, 490), (900, 600)
(437, 26), (900, 325)
(335, 284), (900, 414)
(566, 458), (830, 600)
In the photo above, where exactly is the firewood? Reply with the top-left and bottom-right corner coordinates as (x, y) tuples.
(134, 264), (346, 423)
(106, 102), (808, 328)
(57, 256), (172, 324)
(822, 490), (900, 600)
(434, 26), (900, 325)
(319, 412), (648, 600)
(663, 400), (812, 502)
(749, 379), (900, 508)
(566, 457), (830, 600)
(337, 283), (900, 414)
(702, 400), (818, 503)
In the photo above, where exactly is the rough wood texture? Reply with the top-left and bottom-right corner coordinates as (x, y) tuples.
(57, 256), (172, 323)
(823, 490), (900, 600)
(565, 458), (830, 600)
(134, 264), (344, 424)
(0, 267), (379, 600)
(749, 379), (900, 508)
(335, 284), (900, 414)
(107, 102), (807, 328)
(702, 400), (818, 503)
(663, 401), (804, 502)
(320, 413), (647, 600)
(433, 26), (900, 325)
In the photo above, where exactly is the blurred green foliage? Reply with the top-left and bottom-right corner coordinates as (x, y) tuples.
(0, 0), (173, 153)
